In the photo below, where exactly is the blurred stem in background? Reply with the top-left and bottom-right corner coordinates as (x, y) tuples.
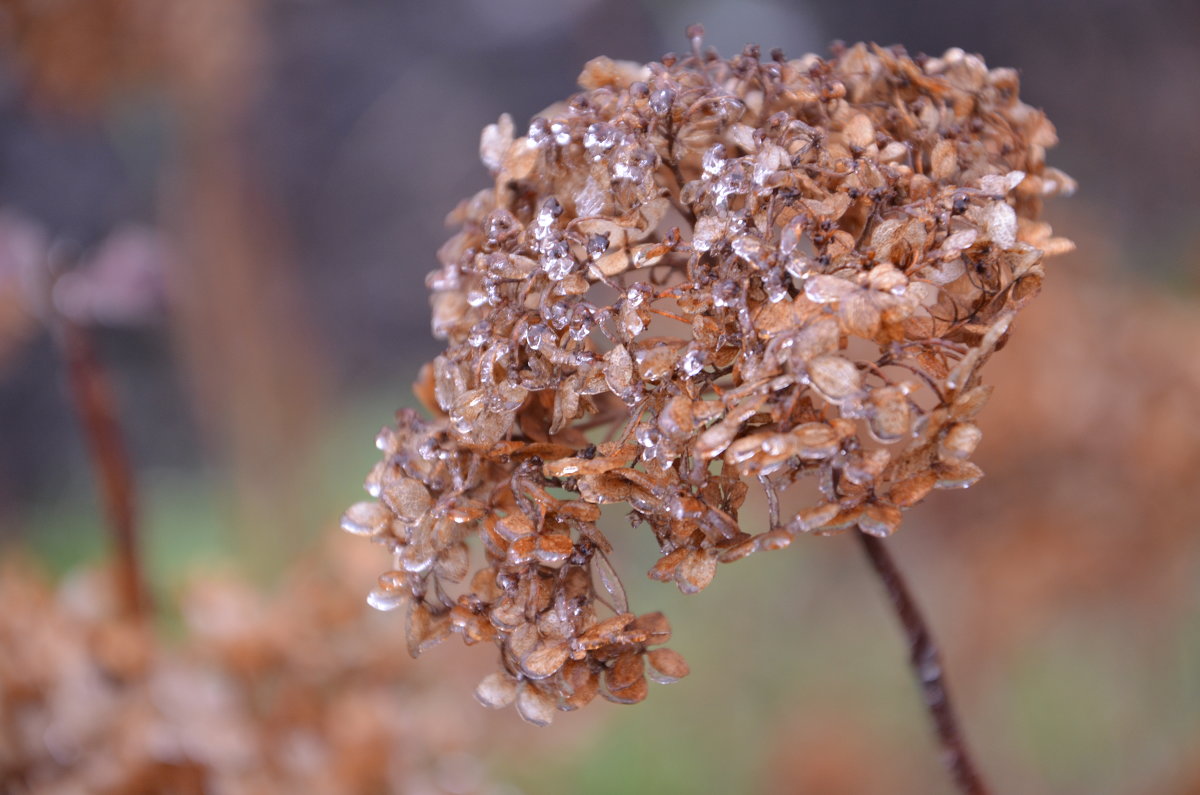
(859, 533), (989, 795)
(54, 296), (148, 621)
(160, 0), (329, 574)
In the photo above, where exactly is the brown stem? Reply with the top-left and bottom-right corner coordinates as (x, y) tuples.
(856, 532), (989, 795)
(60, 319), (148, 621)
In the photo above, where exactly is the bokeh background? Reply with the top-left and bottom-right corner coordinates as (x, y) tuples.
(1, 0), (1198, 792)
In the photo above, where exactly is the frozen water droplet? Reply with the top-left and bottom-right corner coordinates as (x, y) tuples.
(537, 197), (563, 228)
(765, 271), (790, 303)
(785, 255), (812, 279)
(526, 323), (550, 350)
(712, 280), (740, 307)
(583, 122), (618, 158)
(575, 178), (605, 218)
(636, 426), (664, 463)
(612, 156), (641, 182)
(528, 117), (551, 145)
(484, 283), (503, 306)
(731, 235), (766, 266)
(550, 121), (571, 146)
(649, 87), (676, 115)
(544, 256), (576, 281)
(714, 164), (749, 206)
(680, 348), (705, 377)
(568, 321), (591, 342)
(586, 232), (610, 258)
(467, 321), (491, 347)
(703, 144), (726, 176)
(636, 426), (660, 448)
(543, 302), (570, 330)
(484, 209), (517, 245)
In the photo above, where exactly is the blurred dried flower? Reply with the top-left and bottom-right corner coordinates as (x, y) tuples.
(344, 36), (1072, 725)
(0, 546), (506, 794)
(0, 0), (161, 112)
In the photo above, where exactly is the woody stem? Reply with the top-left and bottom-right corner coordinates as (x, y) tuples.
(856, 532), (989, 795)
(60, 319), (148, 621)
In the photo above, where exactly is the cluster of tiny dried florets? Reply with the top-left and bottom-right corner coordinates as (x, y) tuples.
(342, 37), (1074, 724)
(0, 554), (503, 794)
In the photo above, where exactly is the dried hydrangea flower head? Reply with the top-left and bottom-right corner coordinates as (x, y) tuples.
(343, 33), (1073, 725)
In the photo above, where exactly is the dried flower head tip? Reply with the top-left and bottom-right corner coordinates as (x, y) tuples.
(343, 34), (1072, 725)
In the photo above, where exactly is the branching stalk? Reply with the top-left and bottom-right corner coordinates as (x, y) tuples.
(857, 533), (989, 795)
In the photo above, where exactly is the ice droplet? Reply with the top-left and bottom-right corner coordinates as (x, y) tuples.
(765, 271), (789, 303)
(680, 348), (705, 377)
(467, 321), (490, 348)
(537, 197), (563, 228)
(712, 280), (739, 307)
(550, 121), (571, 146)
(544, 255), (577, 281)
(703, 144), (726, 176)
(649, 87), (676, 115)
(527, 117), (551, 145)
(525, 323), (550, 350)
(583, 122), (618, 158)
(366, 586), (407, 612)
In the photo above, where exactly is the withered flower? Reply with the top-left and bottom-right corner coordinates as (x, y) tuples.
(343, 34), (1073, 727)
(0, 549), (506, 794)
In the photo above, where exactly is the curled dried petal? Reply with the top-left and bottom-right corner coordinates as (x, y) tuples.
(340, 501), (390, 537)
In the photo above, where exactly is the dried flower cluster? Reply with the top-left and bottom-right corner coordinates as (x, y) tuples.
(0, 551), (504, 794)
(343, 37), (1073, 724)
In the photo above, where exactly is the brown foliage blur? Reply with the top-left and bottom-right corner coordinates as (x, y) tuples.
(0, 543), (505, 794)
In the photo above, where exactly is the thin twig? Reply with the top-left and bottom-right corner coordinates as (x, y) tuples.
(59, 319), (148, 621)
(856, 533), (989, 795)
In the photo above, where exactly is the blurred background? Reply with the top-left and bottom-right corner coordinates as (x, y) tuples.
(0, 0), (1198, 792)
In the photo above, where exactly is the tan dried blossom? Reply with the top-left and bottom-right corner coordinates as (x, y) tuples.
(0, 548), (506, 794)
(343, 35), (1073, 725)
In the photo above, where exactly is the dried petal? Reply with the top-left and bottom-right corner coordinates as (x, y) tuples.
(535, 534), (574, 568)
(381, 473), (432, 523)
(857, 504), (902, 538)
(646, 648), (690, 684)
(516, 685), (558, 726)
(939, 422), (983, 461)
(340, 501), (390, 537)
(592, 551), (629, 614)
(475, 672), (519, 709)
(522, 641), (571, 679)
(407, 602), (451, 657)
(676, 550), (717, 594)
(868, 386), (913, 442)
(603, 675), (648, 704)
(807, 355), (863, 403)
(606, 653), (645, 692)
